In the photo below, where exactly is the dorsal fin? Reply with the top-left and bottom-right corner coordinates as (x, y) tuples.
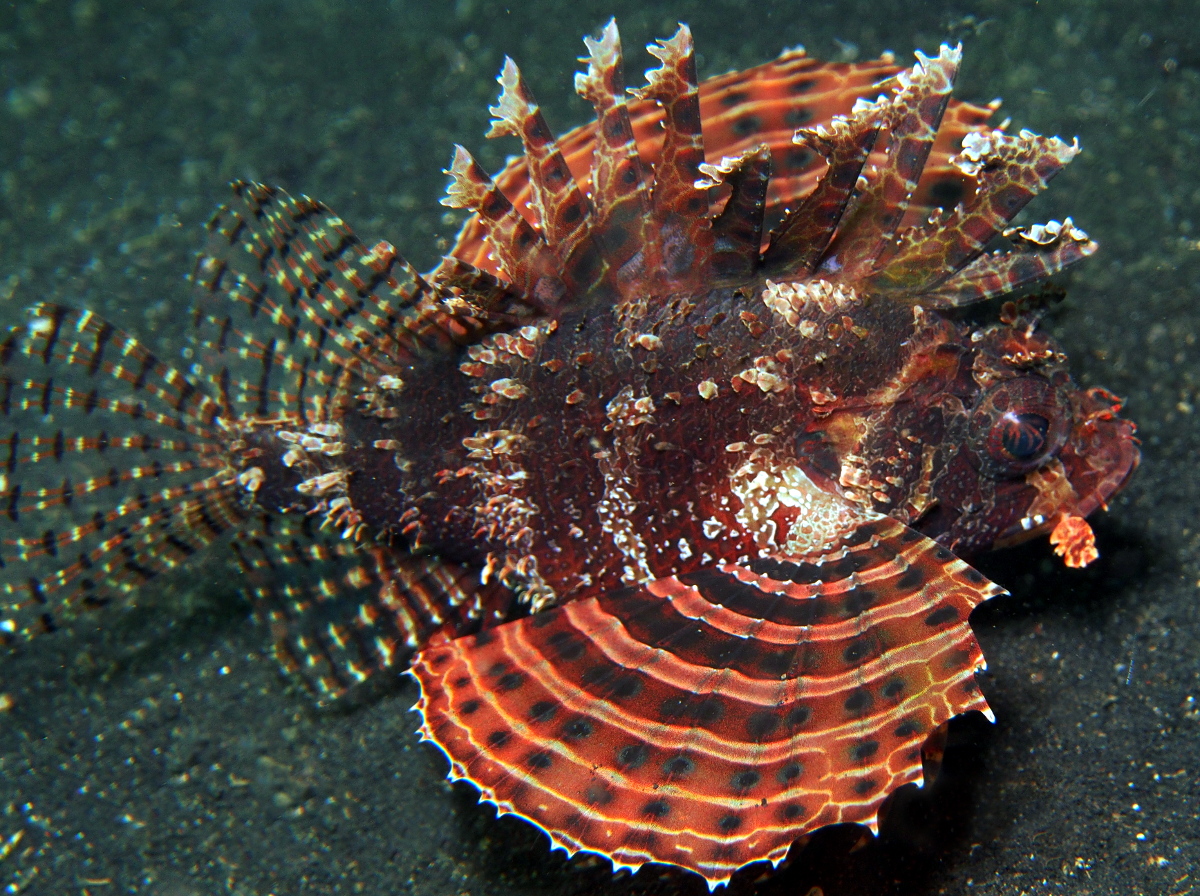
(439, 26), (1092, 324)
(876, 130), (1089, 297)
(194, 181), (490, 421)
(446, 40), (995, 281)
(630, 25), (714, 292)
(574, 19), (654, 290)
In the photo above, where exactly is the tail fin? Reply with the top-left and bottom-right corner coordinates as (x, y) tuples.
(0, 303), (245, 641)
(2, 182), (514, 701)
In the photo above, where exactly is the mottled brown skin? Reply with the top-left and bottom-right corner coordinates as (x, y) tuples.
(265, 279), (1135, 615)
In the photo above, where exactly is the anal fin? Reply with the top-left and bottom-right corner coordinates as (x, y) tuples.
(233, 512), (512, 704)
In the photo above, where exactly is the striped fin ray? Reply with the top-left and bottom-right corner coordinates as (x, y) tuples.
(440, 146), (570, 314)
(700, 144), (772, 280)
(630, 24), (714, 291)
(487, 58), (613, 300)
(194, 181), (476, 426)
(232, 512), (513, 704)
(412, 516), (1005, 887)
(827, 45), (961, 280)
(575, 19), (654, 288)
(0, 304), (244, 642)
(760, 112), (880, 277)
(875, 129), (1086, 298)
(925, 217), (1097, 306)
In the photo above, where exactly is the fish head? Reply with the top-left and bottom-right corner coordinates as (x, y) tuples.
(898, 311), (1139, 564)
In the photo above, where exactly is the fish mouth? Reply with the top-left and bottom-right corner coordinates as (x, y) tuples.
(995, 386), (1140, 548)
(1063, 386), (1141, 519)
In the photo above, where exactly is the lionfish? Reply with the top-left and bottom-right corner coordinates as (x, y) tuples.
(0, 20), (1137, 889)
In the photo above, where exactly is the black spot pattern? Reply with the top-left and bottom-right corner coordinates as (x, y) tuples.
(852, 740), (879, 762)
(642, 799), (671, 818)
(529, 700), (557, 723)
(777, 762), (804, 785)
(663, 755), (694, 777)
(924, 606), (959, 627)
(844, 689), (872, 714)
(616, 743), (649, 770)
(731, 770), (760, 791)
(562, 718), (593, 740)
(717, 813), (742, 832)
(497, 671), (526, 692)
(527, 751), (553, 770)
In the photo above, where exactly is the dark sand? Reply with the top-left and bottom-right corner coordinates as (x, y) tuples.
(1, 1), (1196, 893)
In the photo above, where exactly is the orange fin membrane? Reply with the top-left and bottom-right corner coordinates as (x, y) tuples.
(411, 515), (1004, 887)
(439, 26), (1080, 323)
(439, 23), (725, 313)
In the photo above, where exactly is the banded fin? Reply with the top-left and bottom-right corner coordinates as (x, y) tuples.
(193, 180), (492, 426)
(0, 304), (243, 642)
(830, 45), (962, 279)
(0, 205), (512, 696)
(448, 33), (996, 283)
(411, 515), (1004, 887)
(437, 25), (1054, 329)
(233, 511), (511, 703)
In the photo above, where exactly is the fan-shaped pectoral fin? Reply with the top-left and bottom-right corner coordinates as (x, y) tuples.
(410, 514), (1004, 887)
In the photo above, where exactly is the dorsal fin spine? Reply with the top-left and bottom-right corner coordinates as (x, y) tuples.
(825, 44), (961, 279)
(633, 25), (714, 284)
(575, 19), (654, 289)
(441, 146), (567, 314)
(702, 145), (772, 279)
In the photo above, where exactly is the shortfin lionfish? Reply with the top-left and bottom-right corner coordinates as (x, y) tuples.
(0, 20), (1137, 889)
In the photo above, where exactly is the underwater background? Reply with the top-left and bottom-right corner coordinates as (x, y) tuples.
(1, 0), (1196, 893)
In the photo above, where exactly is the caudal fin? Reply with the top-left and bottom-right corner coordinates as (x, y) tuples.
(0, 303), (245, 641)
(1, 182), (515, 700)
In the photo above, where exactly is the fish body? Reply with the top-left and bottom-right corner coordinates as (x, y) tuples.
(0, 21), (1137, 888)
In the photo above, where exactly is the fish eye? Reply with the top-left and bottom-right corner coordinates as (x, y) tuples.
(970, 376), (1071, 477)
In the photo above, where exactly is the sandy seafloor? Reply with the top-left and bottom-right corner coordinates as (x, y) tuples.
(0, 0), (1197, 893)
